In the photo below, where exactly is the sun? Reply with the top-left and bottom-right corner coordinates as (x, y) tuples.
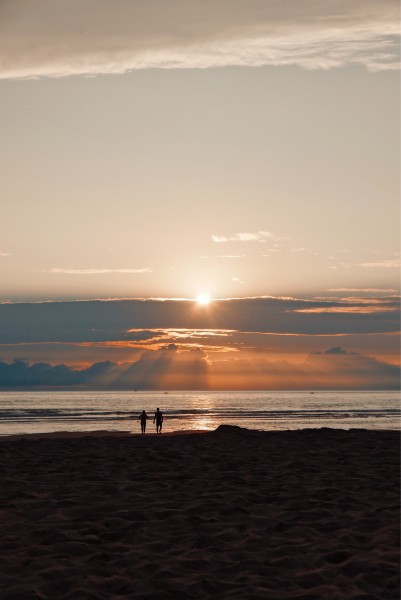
(196, 293), (211, 305)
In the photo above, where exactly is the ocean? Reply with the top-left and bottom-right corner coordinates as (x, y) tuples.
(0, 390), (399, 436)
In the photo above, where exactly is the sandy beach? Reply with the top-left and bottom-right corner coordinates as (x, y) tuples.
(0, 426), (399, 599)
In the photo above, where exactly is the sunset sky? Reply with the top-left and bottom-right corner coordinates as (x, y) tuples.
(0, 1), (399, 389)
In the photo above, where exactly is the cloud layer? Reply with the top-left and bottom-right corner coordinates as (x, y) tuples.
(0, 296), (399, 344)
(212, 231), (276, 243)
(0, 346), (398, 390)
(0, 297), (398, 389)
(0, 0), (399, 78)
(47, 268), (153, 275)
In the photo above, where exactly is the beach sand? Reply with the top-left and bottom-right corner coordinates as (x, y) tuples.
(0, 426), (399, 599)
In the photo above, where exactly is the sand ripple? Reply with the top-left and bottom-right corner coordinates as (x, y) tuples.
(0, 427), (399, 599)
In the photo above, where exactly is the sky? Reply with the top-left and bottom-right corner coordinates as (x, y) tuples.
(0, 0), (399, 389)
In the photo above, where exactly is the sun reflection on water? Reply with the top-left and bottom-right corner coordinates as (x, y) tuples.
(194, 415), (217, 431)
(189, 394), (218, 430)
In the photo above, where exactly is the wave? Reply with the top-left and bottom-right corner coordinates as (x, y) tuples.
(0, 408), (399, 423)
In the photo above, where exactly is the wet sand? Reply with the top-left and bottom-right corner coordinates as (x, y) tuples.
(0, 426), (399, 599)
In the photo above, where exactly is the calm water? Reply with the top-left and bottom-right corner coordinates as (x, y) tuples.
(0, 391), (399, 436)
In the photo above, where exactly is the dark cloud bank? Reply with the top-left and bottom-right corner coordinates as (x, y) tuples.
(0, 346), (398, 390)
(0, 297), (399, 343)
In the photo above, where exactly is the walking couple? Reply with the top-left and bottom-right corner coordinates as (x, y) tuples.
(138, 408), (163, 434)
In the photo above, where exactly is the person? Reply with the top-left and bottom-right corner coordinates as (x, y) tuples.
(138, 410), (148, 434)
(153, 407), (163, 434)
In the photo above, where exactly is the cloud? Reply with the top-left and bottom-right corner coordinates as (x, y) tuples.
(0, 296), (399, 345)
(200, 255), (245, 259)
(359, 259), (401, 269)
(0, 359), (115, 388)
(1, 0), (398, 79)
(114, 345), (209, 390)
(1, 346), (398, 390)
(293, 305), (397, 314)
(212, 231), (276, 243)
(328, 288), (399, 293)
(0, 345), (210, 390)
(132, 328), (234, 339)
(1, 330), (399, 368)
(314, 346), (348, 355)
(331, 258), (401, 270)
(210, 348), (400, 390)
(301, 348), (400, 389)
(0, 251), (11, 257)
(45, 268), (153, 275)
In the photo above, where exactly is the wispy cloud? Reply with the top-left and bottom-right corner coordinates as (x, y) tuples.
(328, 288), (399, 293)
(0, 0), (398, 79)
(200, 255), (245, 259)
(290, 247), (319, 255)
(293, 306), (397, 314)
(359, 259), (401, 269)
(292, 297), (400, 315)
(46, 268), (153, 275)
(0, 251), (11, 257)
(330, 258), (401, 270)
(212, 231), (277, 243)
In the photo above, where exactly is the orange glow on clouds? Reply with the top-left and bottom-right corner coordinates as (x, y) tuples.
(293, 306), (398, 314)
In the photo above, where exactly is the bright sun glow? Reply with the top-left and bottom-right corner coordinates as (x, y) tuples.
(196, 293), (211, 305)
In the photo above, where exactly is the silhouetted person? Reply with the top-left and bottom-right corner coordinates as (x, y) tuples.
(153, 408), (163, 434)
(138, 410), (148, 434)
